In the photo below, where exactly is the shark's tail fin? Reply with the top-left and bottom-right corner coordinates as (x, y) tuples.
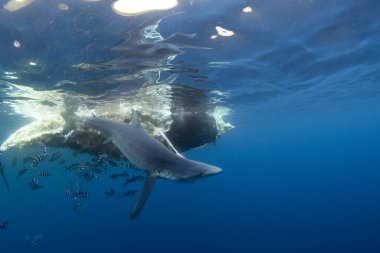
(129, 173), (157, 219)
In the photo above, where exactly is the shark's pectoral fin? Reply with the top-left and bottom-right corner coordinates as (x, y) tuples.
(0, 167), (10, 192)
(129, 172), (157, 219)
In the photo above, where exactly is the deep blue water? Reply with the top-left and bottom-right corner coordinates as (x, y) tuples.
(1, 0), (380, 252)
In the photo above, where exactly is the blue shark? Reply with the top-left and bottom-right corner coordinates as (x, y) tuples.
(81, 110), (222, 219)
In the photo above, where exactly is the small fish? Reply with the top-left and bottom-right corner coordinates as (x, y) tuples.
(16, 168), (28, 180)
(73, 201), (85, 213)
(27, 178), (43, 190)
(65, 184), (90, 199)
(72, 191), (90, 199)
(119, 190), (138, 198)
(119, 171), (129, 178)
(0, 218), (8, 229)
(64, 189), (73, 197)
(107, 160), (118, 167)
(35, 171), (51, 177)
(110, 171), (129, 179)
(65, 162), (90, 171)
(26, 234), (44, 248)
(123, 175), (144, 187)
(59, 159), (66, 165)
(93, 154), (108, 165)
(49, 152), (61, 162)
(105, 188), (115, 199)
(37, 141), (47, 153)
(75, 183), (81, 192)
(120, 162), (137, 170)
(78, 172), (95, 181)
(23, 152), (48, 169)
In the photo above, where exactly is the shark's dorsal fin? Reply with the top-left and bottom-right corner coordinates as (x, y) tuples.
(130, 172), (157, 219)
(129, 110), (141, 129)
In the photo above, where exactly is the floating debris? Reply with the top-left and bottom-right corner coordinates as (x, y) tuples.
(13, 40), (21, 48)
(58, 2), (69, 11)
(215, 26), (235, 37)
(242, 6), (253, 13)
(49, 152), (61, 162)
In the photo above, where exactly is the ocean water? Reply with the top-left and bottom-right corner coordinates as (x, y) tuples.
(1, 0), (380, 253)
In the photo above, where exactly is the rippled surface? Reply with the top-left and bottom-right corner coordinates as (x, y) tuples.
(1, 1), (379, 115)
(0, 1), (380, 252)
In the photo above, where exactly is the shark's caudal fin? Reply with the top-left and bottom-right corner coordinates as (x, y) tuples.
(130, 173), (157, 219)
(0, 160), (10, 192)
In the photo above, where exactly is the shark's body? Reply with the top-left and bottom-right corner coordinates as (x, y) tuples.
(82, 111), (222, 219)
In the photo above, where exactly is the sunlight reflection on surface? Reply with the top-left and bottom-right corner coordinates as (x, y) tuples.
(112, 0), (178, 16)
(3, 0), (34, 12)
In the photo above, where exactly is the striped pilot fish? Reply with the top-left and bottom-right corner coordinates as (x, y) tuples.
(23, 152), (48, 169)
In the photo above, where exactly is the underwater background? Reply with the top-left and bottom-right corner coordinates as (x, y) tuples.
(1, 0), (380, 252)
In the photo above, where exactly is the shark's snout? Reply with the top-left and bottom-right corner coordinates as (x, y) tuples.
(203, 165), (223, 176)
